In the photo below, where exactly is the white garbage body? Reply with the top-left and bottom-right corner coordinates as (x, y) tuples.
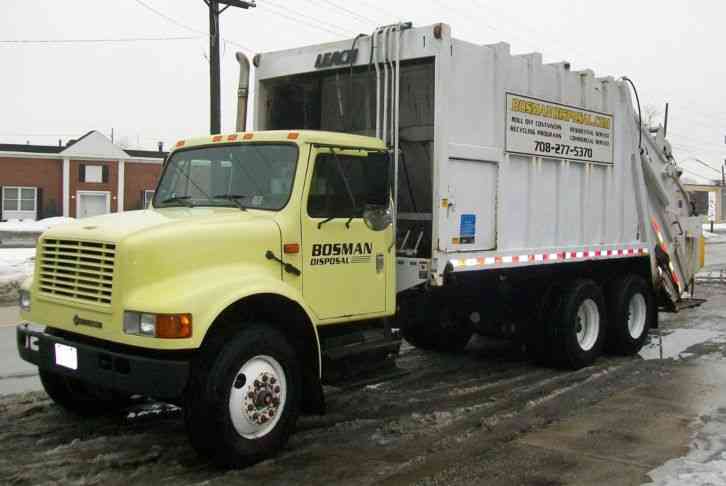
(248, 23), (700, 303)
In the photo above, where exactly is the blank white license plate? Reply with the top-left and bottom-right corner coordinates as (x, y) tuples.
(54, 343), (78, 370)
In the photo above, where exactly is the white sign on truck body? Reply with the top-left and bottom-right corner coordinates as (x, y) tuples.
(505, 93), (614, 165)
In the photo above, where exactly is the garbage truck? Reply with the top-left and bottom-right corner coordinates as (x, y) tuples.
(17, 22), (703, 466)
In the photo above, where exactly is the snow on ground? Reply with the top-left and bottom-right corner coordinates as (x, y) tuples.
(0, 217), (74, 233)
(644, 404), (726, 486)
(0, 248), (35, 303)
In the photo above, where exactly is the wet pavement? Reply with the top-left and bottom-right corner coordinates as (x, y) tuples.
(0, 306), (40, 397)
(1, 282), (726, 485)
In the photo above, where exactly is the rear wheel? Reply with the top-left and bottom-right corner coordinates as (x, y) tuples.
(549, 279), (607, 369)
(39, 369), (133, 416)
(400, 306), (473, 353)
(605, 275), (653, 355)
(184, 324), (301, 468)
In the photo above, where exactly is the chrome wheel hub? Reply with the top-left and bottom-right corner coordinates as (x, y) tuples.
(228, 355), (286, 439)
(576, 298), (600, 352)
(627, 293), (647, 339)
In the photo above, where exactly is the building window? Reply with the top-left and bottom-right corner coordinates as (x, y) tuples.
(143, 190), (155, 208)
(79, 164), (109, 183)
(2, 186), (37, 218)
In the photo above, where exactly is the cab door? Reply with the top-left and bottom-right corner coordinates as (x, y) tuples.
(301, 147), (391, 321)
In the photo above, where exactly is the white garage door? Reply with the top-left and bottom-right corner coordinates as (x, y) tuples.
(77, 192), (109, 218)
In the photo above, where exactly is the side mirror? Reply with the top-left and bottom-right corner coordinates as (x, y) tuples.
(363, 150), (393, 231)
(363, 202), (392, 231)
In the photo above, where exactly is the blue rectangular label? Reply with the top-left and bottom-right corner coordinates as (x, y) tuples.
(460, 214), (476, 238)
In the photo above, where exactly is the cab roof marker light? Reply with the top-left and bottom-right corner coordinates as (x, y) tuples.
(227, 134), (238, 141)
(212, 135), (223, 142)
(175, 140), (185, 148)
(287, 132), (300, 140)
(243, 133), (254, 140)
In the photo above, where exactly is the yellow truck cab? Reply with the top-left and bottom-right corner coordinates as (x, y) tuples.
(18, 129), (397, 466)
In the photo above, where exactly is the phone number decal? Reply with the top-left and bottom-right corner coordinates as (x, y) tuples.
(533, 141), (593, 159)
(505, 93), (614, 164)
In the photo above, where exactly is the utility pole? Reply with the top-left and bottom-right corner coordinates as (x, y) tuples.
(205, 0), (255, 134)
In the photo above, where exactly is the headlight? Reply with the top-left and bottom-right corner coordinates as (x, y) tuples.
(123, 311), (192, 338)
(19, 289), (31, 312)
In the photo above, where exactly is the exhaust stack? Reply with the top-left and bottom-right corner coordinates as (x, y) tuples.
(236, 52), (251, 132)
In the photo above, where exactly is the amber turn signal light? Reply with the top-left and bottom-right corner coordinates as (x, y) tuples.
(283, 243), (300, 254)
(155, 314), (192, 339)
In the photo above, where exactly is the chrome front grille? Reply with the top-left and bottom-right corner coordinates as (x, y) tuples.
(38, 239), (116, 306)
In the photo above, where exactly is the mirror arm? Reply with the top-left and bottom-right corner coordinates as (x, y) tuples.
(345, 217), (353, 229)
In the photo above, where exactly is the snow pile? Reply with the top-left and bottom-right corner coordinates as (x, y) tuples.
(0, 217), (74, 234)
(0, 248), (35, 303)
(644, 409), (726, 486)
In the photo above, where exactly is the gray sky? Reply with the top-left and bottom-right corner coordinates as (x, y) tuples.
(1, 0), (724, 180)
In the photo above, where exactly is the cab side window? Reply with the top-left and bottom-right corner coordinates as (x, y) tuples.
(307, 153), (388, 218)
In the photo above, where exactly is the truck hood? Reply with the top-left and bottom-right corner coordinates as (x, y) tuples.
(27, 207), (284, 347)
(42, 207), (274, 243)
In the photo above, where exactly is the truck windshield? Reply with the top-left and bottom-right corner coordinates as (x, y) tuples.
(154, 143), (298, 211)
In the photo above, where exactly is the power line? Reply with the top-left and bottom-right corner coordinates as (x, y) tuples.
(303, 0), (379, 28)
(355, 0), (400, 23)
(256, 1), (353, 37)
(681, 156), (722, 175)
(133, 0), (252, 52)
(0, 36), (202, 45)
(134, 0), (207, 36)
(680, 167), (715, 181)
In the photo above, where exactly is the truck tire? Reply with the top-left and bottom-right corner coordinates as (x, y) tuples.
(549, 279), (606, 369)
(400, 307), (472, 353)
(605, 274), (653, 355)
(39, 369), (132, 416)
(184, 324), (301, 468)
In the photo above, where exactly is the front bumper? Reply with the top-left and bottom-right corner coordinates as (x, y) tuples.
(17, 323), (190, 400)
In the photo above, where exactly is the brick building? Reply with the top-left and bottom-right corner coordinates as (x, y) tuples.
(0, 130), (166, 220)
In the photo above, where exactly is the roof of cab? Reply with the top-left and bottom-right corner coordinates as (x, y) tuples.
(172, 130), (386, 152)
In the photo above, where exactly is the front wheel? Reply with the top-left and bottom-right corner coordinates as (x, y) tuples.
(184, 324), (301, 468)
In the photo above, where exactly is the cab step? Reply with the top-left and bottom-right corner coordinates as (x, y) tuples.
(320, 327), (401, 386)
